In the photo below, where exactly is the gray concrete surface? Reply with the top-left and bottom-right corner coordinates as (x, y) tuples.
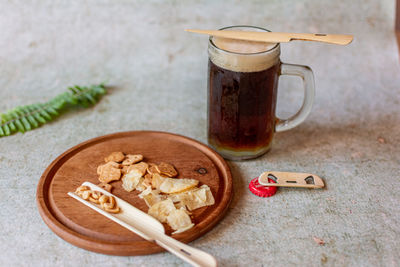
(1, 0), (399, 266)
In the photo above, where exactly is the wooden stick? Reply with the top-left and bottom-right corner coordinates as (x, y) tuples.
(185, 29), (353, 45)
(69, 182), (217, 267)
(258, 171), (325, 188)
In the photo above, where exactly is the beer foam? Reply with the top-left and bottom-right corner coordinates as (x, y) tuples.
(209, 37), (280, 72)
(212, 37), (276, 54)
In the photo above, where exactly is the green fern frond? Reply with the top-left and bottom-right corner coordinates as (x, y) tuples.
(0, 84), (107, 137)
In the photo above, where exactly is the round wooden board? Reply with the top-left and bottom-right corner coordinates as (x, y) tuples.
(36, 131), (233, 256)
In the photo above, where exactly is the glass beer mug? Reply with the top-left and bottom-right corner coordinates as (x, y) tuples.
(207, 26), (315, 160)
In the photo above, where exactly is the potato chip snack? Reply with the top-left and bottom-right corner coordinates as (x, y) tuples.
(94, 152), (215, 233)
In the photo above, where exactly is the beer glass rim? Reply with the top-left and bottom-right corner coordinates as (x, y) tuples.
(209, 25), (280, 55)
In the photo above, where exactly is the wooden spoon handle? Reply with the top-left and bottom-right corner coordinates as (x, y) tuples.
(155, 233), (217, 267)
(70, 183), (217, 267)
(288, 33), (353, 45)
(185, 29), (353, 45)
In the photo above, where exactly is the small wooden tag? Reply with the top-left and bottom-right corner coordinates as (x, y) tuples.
(258, 171), (324, 188)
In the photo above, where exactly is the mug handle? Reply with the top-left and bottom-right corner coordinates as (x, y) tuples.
(275, 63), (315, 132)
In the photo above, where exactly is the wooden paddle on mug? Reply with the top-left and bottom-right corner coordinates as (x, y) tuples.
(185, 29), (353, 45)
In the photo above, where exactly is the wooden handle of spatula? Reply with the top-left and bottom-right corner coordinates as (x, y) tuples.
(185, 29), (353, 45)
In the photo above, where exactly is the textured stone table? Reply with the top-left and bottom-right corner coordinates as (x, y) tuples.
(1, 1), (399, 266)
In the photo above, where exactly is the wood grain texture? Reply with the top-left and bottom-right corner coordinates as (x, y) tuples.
(36, 131), (233, 256)
(397, 0), (400, 58)
(396, 0), (400, 31)
(186, 29), (353, 45)
(258, 171), (324, 188)
(397, 31), (400, 58)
